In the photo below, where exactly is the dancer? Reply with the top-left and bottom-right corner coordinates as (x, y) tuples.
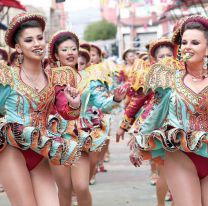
(78, 48), (91, 71)
(130, 15), (208, 206)
(0, 12), (81, 206)
(48, 30), (127, 206)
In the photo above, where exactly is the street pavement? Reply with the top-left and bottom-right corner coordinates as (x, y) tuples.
(90, 137), (171, 206)
(0, 114), (171, 206)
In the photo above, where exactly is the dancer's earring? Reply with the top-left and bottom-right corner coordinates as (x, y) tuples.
(203, 56), (208, 70)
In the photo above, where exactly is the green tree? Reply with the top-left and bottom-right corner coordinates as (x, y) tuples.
(84, 20), (117, 41)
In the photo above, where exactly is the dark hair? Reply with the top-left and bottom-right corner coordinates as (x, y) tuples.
(9, 51), (18, 66)
(80, 43), (91, 52)
(154, 45), (174, 58)
(54, 35), (79, 55)
(79, 52), (90, 64)
(183, 22), (208, 42)
(0, 50), (8, 62)
(13, 20), (43, 44)
(123, 49), (135, 60)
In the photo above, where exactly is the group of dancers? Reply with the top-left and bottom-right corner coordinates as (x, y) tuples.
(0, 11), (207, 206)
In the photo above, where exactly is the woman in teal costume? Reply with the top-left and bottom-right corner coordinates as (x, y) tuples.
(130, 15), (208, 206)
(48, 30), (127, 206)
(0, 12), (81, 205)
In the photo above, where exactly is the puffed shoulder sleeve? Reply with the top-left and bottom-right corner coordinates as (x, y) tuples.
(54, 85), (80, 120)
(143, 57), (184, 93)
(51, 66), (77, 88)
(51, 66), (81, 120)
(0, 63), (14, 87)
(0, 63), (13, 116)
(89, 80), (119, 113)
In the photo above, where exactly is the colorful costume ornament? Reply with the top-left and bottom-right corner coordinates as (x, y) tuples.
(171, 17), (188, 60)
(119, 59), (151, 131)
(0, 62), (81, 165)
(117, 49), (136, 107)
(129, 57), (185, 133)
(131, 15), (208, 161)
(1, 13), (81, 166)
(48, 30), (121, 152)
(119, 36), (181, 133)
(132, 60), (208, 162)
(49, 62), (121, 152)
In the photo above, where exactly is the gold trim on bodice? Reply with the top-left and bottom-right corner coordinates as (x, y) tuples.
(51, 66), (77, 88)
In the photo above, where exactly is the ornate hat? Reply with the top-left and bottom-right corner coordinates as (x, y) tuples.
(48, 30), (80, 63)
(172, 17), (188, 45)
(80, 42), (91, 52)
(0, 47), (8, 61)
(90, 44), (102, 57)
(180, 15), (208, 36)
(122, 48), (135, 61)
(149, 37), (174, 59)
(79, 48), (91, 64)
(5, 12), (46, 48)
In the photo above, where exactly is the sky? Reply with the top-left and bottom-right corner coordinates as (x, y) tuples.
(20, 0), (100, 12)
(20, 0), (51, 10)
(20, 0), (101, 38)
(65, 0), (101, 37)
(64, 0), (100, 12)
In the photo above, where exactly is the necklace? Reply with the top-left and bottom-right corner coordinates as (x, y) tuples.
(187, 71), (208, 82)
(21, 66), (43, 91)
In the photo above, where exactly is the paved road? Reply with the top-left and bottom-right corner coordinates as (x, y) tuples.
(0, 114), (171, 206)
(90, 137), (162, 206)
(90, 114), (171, 206)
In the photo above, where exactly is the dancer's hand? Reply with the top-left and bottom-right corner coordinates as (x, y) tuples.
(116, 127), (125, 142)
(113, 86), (127, 102)
(64, 84), (81, 109)
(127, 135), (136, 150)
(129, 152), (143, 167)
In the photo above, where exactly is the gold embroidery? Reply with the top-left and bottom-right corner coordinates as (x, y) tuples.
(78, 63), (113, 93)
(51, 66), (77, 88)
(0, 63), (14, 87)
(174, 70), (208, 131)
(144, 63), (176, 93)
(144, 58), (185, 93)
(2, 66), (55, 129)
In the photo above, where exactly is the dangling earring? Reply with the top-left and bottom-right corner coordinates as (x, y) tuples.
(177, 38), (182, 61)
(56, 60), (61, 67)
(17, 53), (23, 65)
(203, 56), (208, 70)
(41, 59), (47, 69)
(177, 46), (182, 61)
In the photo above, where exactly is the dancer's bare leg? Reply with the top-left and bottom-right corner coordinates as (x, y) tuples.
(201, 175), (208, 206)
(164, 151), (202, 206)
(89, 139), (109, 180)
(71, 152), (92, 206)
(150, 161), (158, 185)
(156, 165), (168, 206)
(89, 151), (101, 180)
(31, 159), (59, 206)
(50, 163), (72, 206)
(0, 146), (37, 206)
(98, 139), (110, 171)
